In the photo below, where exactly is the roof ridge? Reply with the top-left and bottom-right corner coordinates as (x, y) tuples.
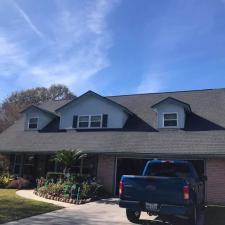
(106, 88), (225, 98)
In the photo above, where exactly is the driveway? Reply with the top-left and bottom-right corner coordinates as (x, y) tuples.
(4, 199), (204, 225)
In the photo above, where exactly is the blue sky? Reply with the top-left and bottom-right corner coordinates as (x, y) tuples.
(0, 0), (225, 100)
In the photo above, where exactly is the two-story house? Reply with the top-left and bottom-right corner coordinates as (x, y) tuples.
(0, 89), (225, 205)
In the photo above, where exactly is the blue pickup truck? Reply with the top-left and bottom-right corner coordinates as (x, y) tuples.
(119, 160), (206, 225)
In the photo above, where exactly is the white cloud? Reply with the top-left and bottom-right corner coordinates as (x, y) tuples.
(0, 36), (28, 77)
(11, 0), (44, 38)
(136, 73), (165, 94)
(0, 0), (119, 98)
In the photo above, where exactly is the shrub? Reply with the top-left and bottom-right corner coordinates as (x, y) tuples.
(37, 186), (48, 195)
(7, 177), (30, 189)
(36, 177), (47, 188)
(0, 175), (11, 188)
(46, 172), (65, 183)
(46, 183), (64, 197)
(80, 183), (102, 199)
(68, 174), (91, 183)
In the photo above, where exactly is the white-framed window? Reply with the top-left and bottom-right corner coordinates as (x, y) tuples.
(78, 116), (89, 128)
(78, 115), (102, 128)
(163, 113), (178, 128)
(28, 117), (38, 129)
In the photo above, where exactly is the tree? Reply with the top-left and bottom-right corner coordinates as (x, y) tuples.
(0, 84), (75, 132)
(53, 149), (87, 174)
(48, 84), (75, 101)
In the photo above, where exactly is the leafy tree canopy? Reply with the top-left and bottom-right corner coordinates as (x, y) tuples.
(0, 84), (75, 132)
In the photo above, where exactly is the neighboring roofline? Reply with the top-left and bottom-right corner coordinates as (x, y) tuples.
(55, 90), (134, 115)
(151, 97), (192, 112)
(107, 87), (225, 98)
(20, 105), (58, 117)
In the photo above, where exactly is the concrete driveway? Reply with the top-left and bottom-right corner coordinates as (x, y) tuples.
(4, 199), (204, 225)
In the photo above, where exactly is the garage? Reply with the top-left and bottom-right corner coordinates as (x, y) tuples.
(115, 157), (205, 195)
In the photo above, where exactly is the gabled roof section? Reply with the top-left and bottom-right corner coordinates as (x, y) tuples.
(151, 97), (192, 112)
(55, 90), (133, 115)
(20, 105), (58, 117)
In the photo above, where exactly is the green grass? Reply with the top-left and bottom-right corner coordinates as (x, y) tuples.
(0, 189), (61, 224)
(205, 205), (225, 225)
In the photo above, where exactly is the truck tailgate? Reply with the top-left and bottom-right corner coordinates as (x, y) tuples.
(121, 175), (187, 205)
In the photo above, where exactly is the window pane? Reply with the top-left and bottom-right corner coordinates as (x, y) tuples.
(164, 113), (177, 120)
(23, 165), (34, 175)
(24, 155), (35, 165)
(15, 155), (22, 164)
(78, 116), (89, 128)
(164, 120), (177, 127)
(79, 122), (89, 127)
(29, 123), (38, 129)
(14, 165), (20, 174)
(29, 118), (38, 123)
(90, 115), (101, 127)
(79, 116), (89, 122)
(91, 115), (101, 122)
(29, 118), (38, 129)
(91, 122), (101, 127)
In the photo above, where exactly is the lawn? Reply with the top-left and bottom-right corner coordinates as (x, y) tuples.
(205, 205), (225, 225)
(0, 189), (61, 224)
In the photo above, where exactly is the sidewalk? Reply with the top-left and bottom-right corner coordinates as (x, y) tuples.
(16, 190), (76, 208)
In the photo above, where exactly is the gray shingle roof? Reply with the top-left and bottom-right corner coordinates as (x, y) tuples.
(1, 88), (225, 157)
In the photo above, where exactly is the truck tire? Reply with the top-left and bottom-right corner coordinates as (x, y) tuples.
(188, 205), (198, 225)
(126, 209), (141, 224)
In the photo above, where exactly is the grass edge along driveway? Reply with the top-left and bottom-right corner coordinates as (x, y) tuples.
(0, 189), (61, 224)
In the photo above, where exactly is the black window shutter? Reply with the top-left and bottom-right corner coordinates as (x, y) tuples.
(73, 115), (78, 128)
(102, 114), (108, 128)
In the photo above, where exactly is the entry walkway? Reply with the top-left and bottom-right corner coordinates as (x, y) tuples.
(16, 190), (75, 208)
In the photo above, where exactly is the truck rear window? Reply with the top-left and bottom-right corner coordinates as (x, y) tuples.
(145, 163), (190, 178)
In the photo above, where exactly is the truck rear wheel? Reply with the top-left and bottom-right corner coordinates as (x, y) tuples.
(126, 209), (141, 223)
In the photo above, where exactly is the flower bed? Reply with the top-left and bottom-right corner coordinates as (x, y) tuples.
(35, 173), (105, 205)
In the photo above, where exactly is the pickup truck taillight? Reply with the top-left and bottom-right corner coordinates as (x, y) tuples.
(183, 185), (189, 200)
(119, 180), (123, 196)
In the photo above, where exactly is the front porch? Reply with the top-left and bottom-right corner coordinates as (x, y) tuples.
(5, 153), (98, 183)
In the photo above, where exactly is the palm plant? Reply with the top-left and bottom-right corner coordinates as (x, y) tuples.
(53, 149), (87, 174)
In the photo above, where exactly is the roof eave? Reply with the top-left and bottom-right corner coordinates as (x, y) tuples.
(55, 90), (134, 115)
(20, 105), (58, 117)
(151, 97), (192, 113)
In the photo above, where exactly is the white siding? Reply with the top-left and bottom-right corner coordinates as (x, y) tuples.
(25, 108), (54, 130)
(156, 102), (186, 129)
(59, 95), (128, 129)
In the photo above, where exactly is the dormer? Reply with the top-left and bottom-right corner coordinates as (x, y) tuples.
(21, 105), (57, 131)
(151, 97), (191, 129)
(55, 91), (132, 130)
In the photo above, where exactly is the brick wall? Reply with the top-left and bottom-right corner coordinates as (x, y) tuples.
(206, 159), (225, 205)
(97, 155), (115, 194)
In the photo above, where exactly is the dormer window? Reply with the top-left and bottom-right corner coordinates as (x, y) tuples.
(28, 118), (38, 129)
(78, 115), (102, 128)
(163, 113), (178, 128)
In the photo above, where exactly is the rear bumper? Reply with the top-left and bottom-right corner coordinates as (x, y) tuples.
(119, 200), (192, 218)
